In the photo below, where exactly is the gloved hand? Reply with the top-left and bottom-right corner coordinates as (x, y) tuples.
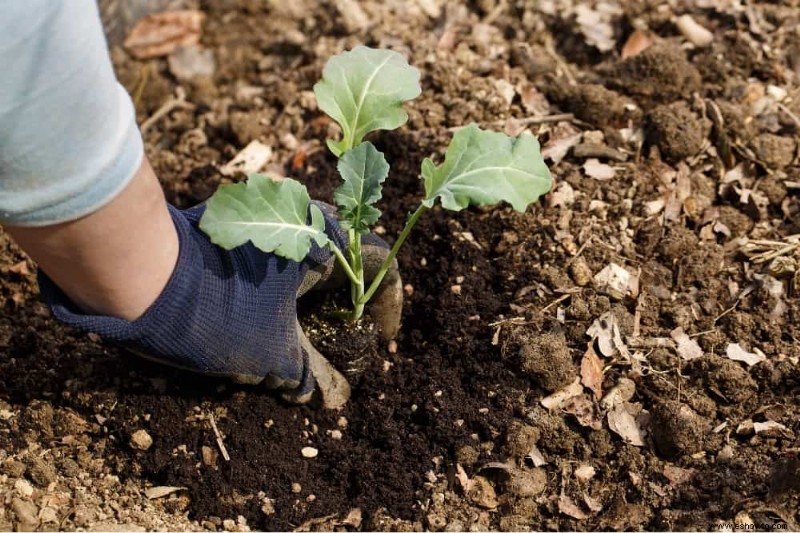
(38, 201), (402, 409)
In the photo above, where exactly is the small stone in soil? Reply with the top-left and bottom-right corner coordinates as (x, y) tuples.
(130, 429), (153, 451)
(301, 447), (318, 458)
(337, 416), (348, 429)
(291, 482), (302, 493)
(329, 430), (342, 440)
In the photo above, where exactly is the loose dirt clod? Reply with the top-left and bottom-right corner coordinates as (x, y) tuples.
(646, 102), (706, 163)
(518, 331), (575, 392)
(650, 401), (709, 458)
(609, 44), (702, 105)
(465, 476), (498, 509)
(506, 421), (541, 459)
(507, 467), (547, 498)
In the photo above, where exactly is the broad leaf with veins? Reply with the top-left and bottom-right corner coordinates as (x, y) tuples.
(334, 142), (389, 234)
(314, 46), (421, 156)
(421, 123), (552, 212)
(199, 175), (328, 262)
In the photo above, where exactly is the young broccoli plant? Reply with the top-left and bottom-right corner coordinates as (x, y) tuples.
(200, 46), (552, 322)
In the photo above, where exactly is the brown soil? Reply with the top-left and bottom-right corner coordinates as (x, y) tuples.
(2, 0), (800, 531)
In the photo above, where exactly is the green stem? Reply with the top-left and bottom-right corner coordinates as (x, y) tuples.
(327, 241), (360, 287)
(348, 228), (366, 321)
(361, 204), (427, 305)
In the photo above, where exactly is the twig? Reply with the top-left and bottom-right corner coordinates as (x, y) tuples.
(540, 293), (572, 314)
(447, 114), (575, 132)
(208, 413), (231, 462)
(140, 87), (195, 134)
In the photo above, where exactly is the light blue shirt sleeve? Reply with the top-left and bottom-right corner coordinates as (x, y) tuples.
(0, 0), (144, 226)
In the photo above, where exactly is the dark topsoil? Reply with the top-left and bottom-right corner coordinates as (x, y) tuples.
(2, 0), (800, 531)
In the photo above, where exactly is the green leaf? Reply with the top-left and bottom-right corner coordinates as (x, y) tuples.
(334, 142), (389, 234)
(421, 124), (552, 212)
(199, 175), (329, 262)
(314, 46), (421, 157)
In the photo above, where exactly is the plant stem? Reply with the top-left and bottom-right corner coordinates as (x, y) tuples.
(361, 204), (427, 305)
(327, 241), (360, 287)
(348, 228), (366, 321)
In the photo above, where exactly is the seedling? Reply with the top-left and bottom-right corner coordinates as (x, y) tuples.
(200, 46), (552, 322)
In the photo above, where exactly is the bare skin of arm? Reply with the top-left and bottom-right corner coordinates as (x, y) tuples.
(6, 157), (178, 321)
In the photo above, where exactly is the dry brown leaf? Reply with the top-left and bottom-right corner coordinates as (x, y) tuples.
(663, 465), (695, 485)
(124, 10), (205, 59)
(621, 29), (653, 59)
(671, 327), (703, 361)
(583, 493), (603, 513)
(542, 133), (582, 164)
(753, 421), (794, 439)
(581, 344), (604, 400)
(725, 343), (766, 367)
(558, 493), (589, 519)
(527, 444), (548, 467)
(541, 377), (583, 410)
(607, 402), (646, 446)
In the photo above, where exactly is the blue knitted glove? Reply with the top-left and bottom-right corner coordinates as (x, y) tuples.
(38, 202), (401, 406)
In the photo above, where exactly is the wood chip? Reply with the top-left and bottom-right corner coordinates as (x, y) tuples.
(621, 29), (653, 59)
(674, 15), (714, 47)
(124, 10), (205, 59)
(220, 140), (273, 176)
(541, 377), (583, 410)
(144, 486), (186, 500)
(558, 493), (589, 519)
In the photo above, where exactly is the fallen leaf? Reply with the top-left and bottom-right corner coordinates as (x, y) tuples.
(592, 264), (633, 300)
(559, 493), (589, 519)
(542, 133), (582, 164)
(583, 493), (603, 513)
(455, 463), (473, 491)
(621, 29), (653, 59)
(541, 377), (583, 410)
(671, 328), (703, 361)
(583, 158), (616, 180)
(124, 10), (205, 59)
(144, 486), (186, 500)
(339, 508), (362, 529)
(168, 44), (216, 80)
(587, 311), (630, 359)
(607, 402), (646, 446)
(220, 140), (273, 176)
(753, 421), (794, 439)
(527, 444), (548, 467)
(725, 343), (766, 367)
(581, 344), (604, 400)
(663, 465), (695, 485)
